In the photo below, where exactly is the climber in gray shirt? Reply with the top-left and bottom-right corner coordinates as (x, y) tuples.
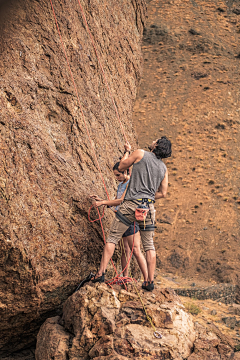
(93, 136), (172, 291)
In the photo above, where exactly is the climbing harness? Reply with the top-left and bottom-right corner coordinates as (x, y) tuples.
(116, 209), (132, 227)
(116, 208), (156, 231)
(116, 199), (156, 231)
(49, 0), (162, 339)
(135, 199), (155, 230)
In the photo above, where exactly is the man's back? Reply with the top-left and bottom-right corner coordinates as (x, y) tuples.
(124, 151), (166, 201)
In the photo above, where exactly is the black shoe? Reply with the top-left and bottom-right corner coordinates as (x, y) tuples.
(142, 281), (154, 291)
(75, 272), (95, 292)
(92, 272), (105, 283)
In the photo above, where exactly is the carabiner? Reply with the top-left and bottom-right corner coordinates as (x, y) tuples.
(154, 331), (162, 339)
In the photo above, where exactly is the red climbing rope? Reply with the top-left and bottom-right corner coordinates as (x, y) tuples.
(88, 205), (136, 289)
(76, 0), (128, 143)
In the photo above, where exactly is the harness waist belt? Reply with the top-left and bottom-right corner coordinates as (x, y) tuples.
(137, 198), (155, 204)
(116, 210), (132, 227)
(116, 210), (156, 231)
(139, 224), (156, 231)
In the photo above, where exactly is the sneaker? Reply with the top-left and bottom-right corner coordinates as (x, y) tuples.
(142, 281), (154, 291)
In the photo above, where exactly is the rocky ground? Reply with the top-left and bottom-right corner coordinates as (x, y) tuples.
(132, 0), (240, 284)
(34, 282), (238, 359)
(4, 272), (240, 360)
(158, 271), (240, 346)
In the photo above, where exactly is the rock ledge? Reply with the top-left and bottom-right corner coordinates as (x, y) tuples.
(36, 283), (196, 359)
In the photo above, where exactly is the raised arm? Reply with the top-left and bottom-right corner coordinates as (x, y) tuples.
(155, 168), (168, 200)
(118, 142), (144, 171)
(94, 198), (123, 207)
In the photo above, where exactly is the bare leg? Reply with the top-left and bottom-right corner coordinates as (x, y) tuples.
(95, 242), (115, 278)
(121, 237), (130, 277)
(146, 250), (156, 282)
(127, 232), (148, 282)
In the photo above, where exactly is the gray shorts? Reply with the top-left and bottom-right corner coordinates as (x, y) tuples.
(107, 200), (155, 252)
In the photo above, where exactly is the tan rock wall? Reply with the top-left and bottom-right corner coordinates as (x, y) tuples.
(0, 0), (146, 353)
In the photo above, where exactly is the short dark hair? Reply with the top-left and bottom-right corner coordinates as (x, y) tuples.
(113, 161), (122, 172)
(153, 136), (172, 159)
(113, 161), (129, 175)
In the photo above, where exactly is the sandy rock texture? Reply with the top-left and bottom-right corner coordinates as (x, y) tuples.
(36, 283), (196, 359)
(133, 0), (240, 285)
(0, 0), (146, 354)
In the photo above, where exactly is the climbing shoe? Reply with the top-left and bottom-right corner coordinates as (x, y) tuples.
(142, 281), (154, 292)
(92, 272), (105, 283)
(75, 272), (95, 292)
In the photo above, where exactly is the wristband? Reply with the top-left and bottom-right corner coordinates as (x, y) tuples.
(124, 150), (130, 154)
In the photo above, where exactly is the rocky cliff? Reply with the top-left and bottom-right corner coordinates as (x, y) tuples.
(0, 0), (146, 354)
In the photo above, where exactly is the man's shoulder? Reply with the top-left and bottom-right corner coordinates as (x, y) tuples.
(133, 149), (145, 163)
(135, 149), (145, 155)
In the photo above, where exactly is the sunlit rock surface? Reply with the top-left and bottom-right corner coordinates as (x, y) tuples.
(36, 283), (196, 359)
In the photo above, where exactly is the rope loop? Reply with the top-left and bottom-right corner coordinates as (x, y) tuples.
(88, 205), (105, 223)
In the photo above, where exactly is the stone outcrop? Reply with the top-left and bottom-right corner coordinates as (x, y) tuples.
(0, 0), (146, 354)
(36, 283), (196, 359)
(188, 321), (236, 360)
(36, 283), (239, 359)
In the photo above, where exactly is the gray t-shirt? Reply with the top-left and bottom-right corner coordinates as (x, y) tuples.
(124, 151), (166, 201)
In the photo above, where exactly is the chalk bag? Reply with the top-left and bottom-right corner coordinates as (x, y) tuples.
(135, 204), (149, 229)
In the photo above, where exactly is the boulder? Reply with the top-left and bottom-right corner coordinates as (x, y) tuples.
(36, 283), (196, 359)
(188, 321), (235, 359)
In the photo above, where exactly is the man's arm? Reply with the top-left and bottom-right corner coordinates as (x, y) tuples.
(155, 169), (168, 199)
(118, 142), (144, 171)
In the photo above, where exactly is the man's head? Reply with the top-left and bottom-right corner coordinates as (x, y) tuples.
(149, 136), (172, 159)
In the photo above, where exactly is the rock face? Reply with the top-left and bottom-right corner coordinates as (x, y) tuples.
(36, 283), (196, 359)
(0, 0), (146, 354)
